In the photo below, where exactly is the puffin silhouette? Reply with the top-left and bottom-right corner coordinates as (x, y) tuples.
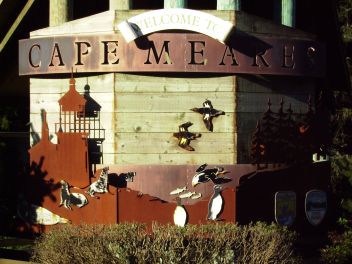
(191, 163), (231, 187)
(173, 197), (188, 227)
(207, 185), (224, 221)
(173, 122), (201, 151)
(191, 100), (225, 132)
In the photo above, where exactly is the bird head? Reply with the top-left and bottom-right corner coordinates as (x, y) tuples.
(203, 100), (212, 108)
(179, 122), (193, 131)
(191, 173), (201, 187)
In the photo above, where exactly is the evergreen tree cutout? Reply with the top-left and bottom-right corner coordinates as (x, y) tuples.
(298, 95), (316, 162)
(250, 120), (265, 168)
(273, 98), (288, 163)
(261, 98), (277, 163)
(285, 103), (299, 163)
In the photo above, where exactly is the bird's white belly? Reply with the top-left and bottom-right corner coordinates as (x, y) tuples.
(209, 195), (223, 220)
(174, 205), (187, 227)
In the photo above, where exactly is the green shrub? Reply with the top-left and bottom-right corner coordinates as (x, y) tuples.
(31, 222), (300, 264)
(321, 218), (352, 264)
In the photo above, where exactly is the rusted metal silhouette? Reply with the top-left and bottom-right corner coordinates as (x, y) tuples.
(250, 94), (330, 167)
(173, 122), (201, 151)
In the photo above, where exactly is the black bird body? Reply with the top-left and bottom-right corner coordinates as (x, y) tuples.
(173, 122), (201, 151)
(192, 163), (231, 186)
(191, 100), (225, 131)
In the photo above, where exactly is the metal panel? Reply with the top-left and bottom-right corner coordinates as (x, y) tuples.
(19, 32), (325, 77)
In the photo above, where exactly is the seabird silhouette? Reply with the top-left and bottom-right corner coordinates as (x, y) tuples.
(191, 163), (231, 187)
(173, 122), (201, 151)
(191, 100), (225, 132)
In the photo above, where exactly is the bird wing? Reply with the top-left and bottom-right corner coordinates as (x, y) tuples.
(210, 108), (225, 117)
(211, 177), (232, 184)
(179, 137), (194, 151)
(191, 107), (207, 114)
(203, 117), (214, 132)
(196, 163), (208, 172)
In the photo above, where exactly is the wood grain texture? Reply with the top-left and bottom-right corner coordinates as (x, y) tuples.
(236, 92), (313, 113)
(114, 74), (236, 93)
(112, 73), (236, 165)
(113, 92), (235, 113)
(31, 74), (114, 93)
(113, 132), (235, 154)
(114, 112), (234, 133)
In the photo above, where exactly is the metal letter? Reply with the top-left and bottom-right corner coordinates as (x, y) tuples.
(49, 43), (65, 67)
(188, 41), (205, 65)
(29, 44), (41, 68)
(144, 41), (172, 65)
(75, 41), (91, 66)
(219, 46), (239, 66)
(282, 45), (295, 68)
(101, 41), (119, 65)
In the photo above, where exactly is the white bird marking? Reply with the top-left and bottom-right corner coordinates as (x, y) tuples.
(179, 191), (196, 199)
(169, 186), (187, 195)
(191, 193), (202, 200)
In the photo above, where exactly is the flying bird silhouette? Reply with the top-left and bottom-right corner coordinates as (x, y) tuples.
(173, 122), (201, 151)
(191, 100), (225, 132)
(191, 163), (231, 187)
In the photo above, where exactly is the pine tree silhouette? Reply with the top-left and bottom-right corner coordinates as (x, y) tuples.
(261, 98), (277, 164)
(250, 120), (265, 168)
(285, 103), (300, 164)
(297, 95), (315, 162)
(312, 90), (331, 158)
(273, 98), (288, 164)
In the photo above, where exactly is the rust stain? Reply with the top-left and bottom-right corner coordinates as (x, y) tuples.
(19, 33), (326, 77)
(117, 187), (236, 228)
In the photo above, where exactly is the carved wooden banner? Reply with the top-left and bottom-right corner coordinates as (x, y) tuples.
(19, 32), (325, 77)
(117, 8), (234, 43)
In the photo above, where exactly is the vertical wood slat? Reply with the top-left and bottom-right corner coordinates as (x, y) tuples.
(217, 0), (241, 11)
(109, 0), (131, 10)
(164, 0), (187, 8)
(49, 0), (73, 27)
(281, 0), (296, 27)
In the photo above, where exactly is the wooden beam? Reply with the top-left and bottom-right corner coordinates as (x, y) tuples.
(281, 0), (296, 27)
(49, 0), (73, 27)
(164, 0), (187, 8)
(109, 0), (131, 10)
(0, 0), (35, 53)
(217, 0), (241, 11)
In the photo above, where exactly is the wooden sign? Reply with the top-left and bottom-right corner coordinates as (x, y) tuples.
(305, 190), (327, 226)
(275, 191), (296, 226)
(118, 8), (234, 43)
(19, 33), (325, 77)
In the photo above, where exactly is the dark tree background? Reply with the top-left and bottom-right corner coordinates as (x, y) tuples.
(332, 0), (352, 220)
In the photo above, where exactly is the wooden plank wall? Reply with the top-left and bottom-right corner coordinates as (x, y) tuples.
(113, 74), (236, 165)
(30, 73), (315, 165)
(236, 75), (316, 163)
(30, 73), (236, 165)
(30, 74), (115, 164)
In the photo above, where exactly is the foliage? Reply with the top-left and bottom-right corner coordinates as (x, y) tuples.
(338, 0), (352, 43)
(322, 2), (352, 262)
(31, 222), (300, 264)
(0, 236), (34, 251)
(331, 155), (352, 216)
(324, 111), (352, 263)
(321, 218), (352, 264)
